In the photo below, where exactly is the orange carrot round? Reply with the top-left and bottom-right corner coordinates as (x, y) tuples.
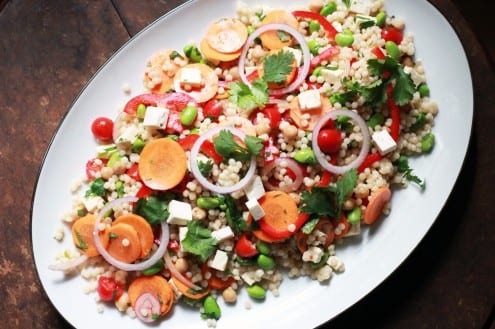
(106, 223), (142, 264)
(128, 275), (175, 315)
(260, 10), (299, 50)
(258, 191), (300, 239)
(205, 18), (248, 53)
(71, 214), (109, 257)
(138, 138), (188, 191)
(113, 214), (154, 258)
(200, 38), (242, 62)
(171, 275), (210, 300)
(363, 187), (392, 224)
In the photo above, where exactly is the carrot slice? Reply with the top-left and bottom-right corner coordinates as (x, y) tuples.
(106, 223), (142, 264)
(257, 191), (302, 239)
(113, 214), (154, 258)
(144, 49), (185, 94)
(128, 275), (175, 315)
(363, 187), (392, 224)
(200, 38), (242, 62)
(260, 10), (299, 50)
(138, 138), (188, 191)
(205, 18), (248, 53)
(71, 214), (110, 257)
(170, 275), (210, 300)
(252, 229), (287, 243)
(289, 93), (332, 130)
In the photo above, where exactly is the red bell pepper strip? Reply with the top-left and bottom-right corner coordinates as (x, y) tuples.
(123, 92), (197, 115)
(310, 46), (340, 70)
(178, 134), (223, 163)
(358, 152), (383, 173)
(371, 46), (386, 60)
(386, 83), (400, 141)
(292, 10), (338, 41)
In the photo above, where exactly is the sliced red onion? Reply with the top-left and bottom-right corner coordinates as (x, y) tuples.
(163, 252), (203, 291)
(262, 157), (304, 192)
(134, 292), (161, 323)
(238, 23), (311, 96)
(189, 126), (256, 194)
(312, 110), (371, 175)
(48, 254), (88, 272)
(93, 196), (170, 272)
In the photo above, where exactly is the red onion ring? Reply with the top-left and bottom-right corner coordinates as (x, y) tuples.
(48, 254), (88, 271)
(238, 23), (311, 96)
(262, 157), (304, 192)
(312, 110), (371, 175)
(163, 252), (203, 291)
(93, 196), (170, 272)
(189, 126), (256, 194)
(134, 292), (161, 323)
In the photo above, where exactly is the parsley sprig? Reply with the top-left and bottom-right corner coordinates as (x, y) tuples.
(213, 129), (264, 162)
(181, 221), (218, 262)
(395, 155), (425, 189)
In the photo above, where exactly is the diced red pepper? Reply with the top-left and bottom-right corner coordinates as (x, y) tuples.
(203, 99), (224, 121)
(387, 83), (400, 141)
(381, 27), (403, 44)
(262, 105), (282, 129)
(235, 234), (258, 258)
(126, 163), (141, 182)
(167, 240), (180, 251)
(310, 46), (340, 70)
(292, 10), (338, 41)
(135, 184), (153, 198)
(371, 46), (386, 60)
(178, 134), (223, 163)
(165, 110), (184, 134)
(315, 217), (335, 247)
(85, 158), (107, 180)
(358, 152), (383, 173)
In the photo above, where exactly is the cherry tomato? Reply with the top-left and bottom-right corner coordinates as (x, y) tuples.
(235, 234), (258, 258)
(262, 106), (282, 129)
(85, 158), (107, 180)
(203, 99), (223, 120)
(317, 129), (342, 154)
(96, 276), (124, 302)
(381, 27), (403, 44)
(91, 117), (114, 142)
(167, 239), (180, 251)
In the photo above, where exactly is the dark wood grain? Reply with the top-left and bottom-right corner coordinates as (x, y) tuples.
(0, 0), (493, 328)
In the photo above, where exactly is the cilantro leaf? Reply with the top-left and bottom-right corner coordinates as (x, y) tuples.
(220, 194), (246, 233)
(85, 178), (106, 197)
(245, 135), (264, 157)
(262, 50), (295, 84)
(134, 196), (169, 226)
(360, 79), (388, 106)
(392, 67), (416, 106)
(334, 168), (358, 213)
(74, 230), (88, 250)
(228, 79), (267, 112)
(181, 221), (218, 262)
(395, 155), (425, 189)
(213, 129), (251, 161)
(250, 79), (269, 104)
(198, 159), (213, 177)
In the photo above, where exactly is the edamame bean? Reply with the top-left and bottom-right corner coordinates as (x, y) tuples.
(375, 11), (386, 27)
(309, 20), (320, 34)
(257, 254), (275, 271)
(307, 39), (321, 55)
(246, 284), (266, 300)
(137, 103), (146, 118)
(197, 196), (221, 209)
(367, 113), (385, 129)
(294, 148), (317, 164)
(132, 138), (146, 153)
(385, 41), (401, 60)
(180, 105), (198, 126)
(256, 241), (271, 255)
(183, 44), (203, 63)
(312, 66), (324, 77)
(335, 30), (354, 47)
(347, 207), (361, 224)
(320, 2), (337, 16)
(418, 83), (430, 97)
(141, 259), (164, 276)
(203, 296), (221, 320)
(421, 133), (435, 152)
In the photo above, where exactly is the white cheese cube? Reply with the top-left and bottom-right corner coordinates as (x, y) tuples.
(179, 67), (202, 88)
(116, 126), (139, 144)
(345, 222), (361, 237)
(350, 3), (371, 16)
(245, 199), (265, 221)
(321, 68), (344, 85)
(178, 226), (188, 251)
(82, 196), (104, 213)
(211, 226), (234, 242)
(372, 130), (397, 155)
(283, 46), (302, 66)
(209, 250), (229, 271)
(298, 89), (322, 110)
(240, 272), (257, 286)
(167, 200), (193, 225)
(243, 175), (265, 201)
(354, 14), (376, 25)
(143, 106), (169, 129)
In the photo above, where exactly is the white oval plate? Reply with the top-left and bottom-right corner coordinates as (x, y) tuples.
(31, 0), (472, 328)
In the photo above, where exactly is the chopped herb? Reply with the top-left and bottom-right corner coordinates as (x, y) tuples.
(395, 155), (425, 189)
(213, 129), (261, 162)
(359, 20), (375, 29)
(245, 135), (264, 157)
(85, 178), (106, 197)
(115, 181), (125, 198)
(109, 232), (118, 239)
(134, 196), (169, 226)
(410, 112), (426, 131)
(198, 159), (214, 177)
(310, 251), (330, 269)
(221, 194), (246, 233)
(169, 50), (183, 60)
(228, 79), (268, 112)
(277, 30), (290, 42)
(343, 0), (352, 8)
(74, 230), (88, 250)
(301, 217), (320, 234)
(336, 115), (353, 133)
(181, 221), (218, 262)
(262, 50), (295, 84)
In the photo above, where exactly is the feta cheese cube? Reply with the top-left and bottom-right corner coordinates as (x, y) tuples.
(344, 222), (361, 237)
(350, 3), (371, 16)
(179, 67), (202, 88)
(243, 175), (265, 200)
(116, 126), (139, 144)
(178, 226), (188, 251)
(143, 106), (169, 129)
(82, 196), (103, 212)
(245, 199), (265, 221)
(167, 200), (193, 225)
(321, 68), (344, 85)
(211, 226), (234, 242)
(298, 89), (322, 110)
(372, 130), (397, 155)
(240, 272), (257, 286)
(209, 250), (229, 271)
(283, 46), (302, 66)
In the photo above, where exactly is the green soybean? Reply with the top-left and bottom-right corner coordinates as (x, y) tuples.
(421, 133), (435, 152)
(320, 2), (337, 16)
(137, 103), (146, 118)
(375, 11), (386, 27)
(131, 138), (146, 153)
(257, 254), (275, 271)
(307, 39), (321, 55)
(335, 31), (354, 47)
(202, 296), (221, 320)
(180, 105), (198, 126)
(385, 41), (401, 60)
(197, 197), (221, 209)
(294, 148), (317, 164)
(367, 113), (385, 129)
(312, 66), (324, 77)
(418, 83), (430, 97)
(309, 20), (321, 34)
(141, 259), (164, 276)
(256, 241), (271, 255)
(246, 284), (266, 300)
(347, 207), (362, 224)
(183, 44), (203, 63)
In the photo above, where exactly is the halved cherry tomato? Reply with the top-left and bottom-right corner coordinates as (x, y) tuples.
(126, 163), (141, 181)
(203, 99), (223, 121)
(262, 106), (282, 129)
(85, 158), (107, 180)
(97, 276), (124, 302)
(167, 239), (180, 251)
(235, 234), (258, 258)
(381, 27), (403, 44)
(91, 117), (114, 142)
(317, 128), (342, 154)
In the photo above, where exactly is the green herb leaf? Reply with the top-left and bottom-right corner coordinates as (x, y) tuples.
(395, 155), (425, 189)
(343, 0), (352, 9)
(85, 178), (106, 197)
(213, 130), (251, 161)
(301, 217), (320, 234)
(410, 112), (426, 131)
(221, 194), (246, 233)
(74, 230), (88, 250)
(334, 168), (358, 214)
(245, 135), (264, 157)
(262, 50), (295, 84)
(198, 159), (214, 177)
(181, 221), (218, 261)
(392, 66), (416, 106)
(134, 196), (169, 226)
(228, 79), (268, 112)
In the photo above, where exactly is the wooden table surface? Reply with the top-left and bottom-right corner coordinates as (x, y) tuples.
(1, 0), (493, 328)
